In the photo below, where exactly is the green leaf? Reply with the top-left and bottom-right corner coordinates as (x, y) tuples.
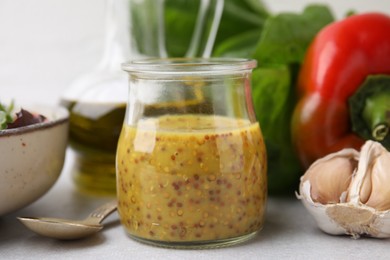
(212, 30), (261, 58)
(0, 111), (7, 130)
(252, 66), (291, 135)
(215, 0), (268, 45)
(0, 100), (15, 130)
(130, 0), (269, 58)
(252, 65), (303, 195)
(253, 4), (334, 65)
(249, 5), (334, 195)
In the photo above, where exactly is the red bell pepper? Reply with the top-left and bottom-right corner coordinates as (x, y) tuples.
(292, 12), (390, 168)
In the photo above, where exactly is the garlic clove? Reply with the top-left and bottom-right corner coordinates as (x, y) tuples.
(347, 141), (390, 210)
(362, 143), (390, 211)
(301, 148), (359, 204)
(346, 141), (376, 204)
(298, 140), (390, 238)
(297, 148), (360, 236)
(358, 168), (372, 204)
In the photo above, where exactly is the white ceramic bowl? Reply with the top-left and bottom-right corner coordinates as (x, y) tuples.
(0, 104), (69, 216)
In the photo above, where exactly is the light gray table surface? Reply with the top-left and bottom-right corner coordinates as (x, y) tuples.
(1, 150), (389, 260)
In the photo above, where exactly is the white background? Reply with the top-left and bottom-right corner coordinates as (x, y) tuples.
(1, 0), (390, 106)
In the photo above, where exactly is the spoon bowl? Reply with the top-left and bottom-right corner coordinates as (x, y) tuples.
(17, 217), (103, 240)
(18, 200), (117, 240)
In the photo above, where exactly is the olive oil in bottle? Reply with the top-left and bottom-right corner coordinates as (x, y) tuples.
(61, 99), (126, 195)
(58, 0), (133, 195)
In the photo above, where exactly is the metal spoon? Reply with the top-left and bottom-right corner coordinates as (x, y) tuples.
(17, 200), (117, 240)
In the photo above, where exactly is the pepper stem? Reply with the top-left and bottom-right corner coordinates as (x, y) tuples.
(362, 93), (390, 141)
(349, 75), (390, 149)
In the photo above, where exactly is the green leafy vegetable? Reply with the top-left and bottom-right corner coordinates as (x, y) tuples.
(213, 30), (260, 58)
(252, 65), (302, 194)
(212, 0), (268, 47)
(253, 5), (334, 65)
(0, 101), (14, 130)
(249, 5), (334, 194)
(130, 0), (269, 57)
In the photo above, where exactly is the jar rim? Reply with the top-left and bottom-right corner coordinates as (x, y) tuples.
(122, 58), (257, 74)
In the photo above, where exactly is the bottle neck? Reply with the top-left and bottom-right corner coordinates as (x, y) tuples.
(98, 0), (131, 71)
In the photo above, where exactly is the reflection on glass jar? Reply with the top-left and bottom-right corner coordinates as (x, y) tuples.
(117, 58), (267, 248)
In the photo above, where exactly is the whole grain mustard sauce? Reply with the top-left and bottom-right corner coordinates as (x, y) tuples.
(116, 115), (267, 242)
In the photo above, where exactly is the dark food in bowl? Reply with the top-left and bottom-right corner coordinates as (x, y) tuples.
(0, 102), (47, 130)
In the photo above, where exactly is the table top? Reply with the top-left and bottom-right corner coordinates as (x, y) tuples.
(1, 150), (389, 260)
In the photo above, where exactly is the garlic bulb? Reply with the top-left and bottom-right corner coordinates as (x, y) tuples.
(297, 140), (390, 238)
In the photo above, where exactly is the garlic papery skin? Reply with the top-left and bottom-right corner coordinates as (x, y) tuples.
(297, 140), (390, 239)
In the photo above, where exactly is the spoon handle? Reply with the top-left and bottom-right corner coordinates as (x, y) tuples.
(86, 200), (117, 225)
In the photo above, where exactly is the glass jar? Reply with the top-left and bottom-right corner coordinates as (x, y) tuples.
(117, 58), (267, 248)
(61, 0), (266, 196)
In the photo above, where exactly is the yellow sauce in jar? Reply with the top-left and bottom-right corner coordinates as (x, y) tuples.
(116, 114), (267, 244)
